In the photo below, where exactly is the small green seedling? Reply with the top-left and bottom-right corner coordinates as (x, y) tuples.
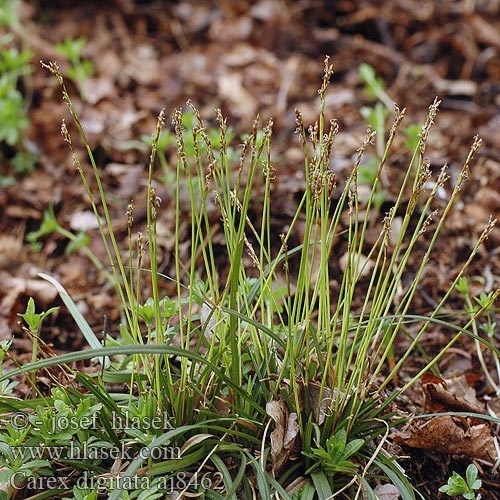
(71, 487), (99, 500)
(18, 297), (59, 338)
(55, 36), (95, 97)
(26, 206), (90, 255)
(0, 442), (51, 490)
(26, 207), (113, 283)
(304, 429), (364, 476)
(439, 464), (482, 499)
(359, 63), (393, 111)
(18, 297), (59, 385)
(135, 296), (178, 328)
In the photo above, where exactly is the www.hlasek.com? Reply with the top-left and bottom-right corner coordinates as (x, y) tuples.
(11, 441), (181, 461)
(10, 471), (224, 493)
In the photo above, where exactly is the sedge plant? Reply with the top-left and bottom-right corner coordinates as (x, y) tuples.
(0, 58), (499, 499)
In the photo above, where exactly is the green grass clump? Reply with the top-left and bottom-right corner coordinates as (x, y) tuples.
(1, 57), (499, 499)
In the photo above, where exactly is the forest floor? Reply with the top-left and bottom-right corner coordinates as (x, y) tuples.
(1, 0), (500, 498)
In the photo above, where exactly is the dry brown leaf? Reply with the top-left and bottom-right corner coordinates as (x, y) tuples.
(306, 381), (334, 426)
(284, 412), (299, 449)
(266, 400), (299, 475)
(468, 13), (500, 50)
(250, 0), (282, 22)
(0, 276), (59, 340)
(208, 15), (253, 43)
(282, 378), (337, 426)
(218, 72), (257, 118)
(445, 375), (483, 411)
(394, 416), (497, 463)
(124, 44), (160, 86)
(106, 163), (144, 199)
(0, 235), (23, 269)
(487, 397), (500, 419)
(422, 375), (485, 418)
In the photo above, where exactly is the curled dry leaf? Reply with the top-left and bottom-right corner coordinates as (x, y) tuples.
(305, 380), (334, 426)
(393, 415), (497, 463)
(218, 71), (257, 118)
(426, 380), (484, 415)
(283, 378), (340, 425)
(422, 373), (485, 424)
(266, 400), (299, 475)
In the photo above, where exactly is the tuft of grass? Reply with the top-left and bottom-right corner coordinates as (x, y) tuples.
(1, 57), (498, 499)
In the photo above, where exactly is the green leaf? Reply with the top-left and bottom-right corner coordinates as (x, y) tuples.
(376, 457), (416, 500)
(38, 273), (108, 366)
(65, 231), (90, 255)
(18, 297), (59, 333)
(26, 207), (60, 245)
(465, 464), (478, 485)
(473, 291), (494, 310)
(55, 36), (87, 62)
(439, 471), (468, 496)
(456, 277), (469, 295)
(136, 297), (156, 326)
(310, 471), (332, 500)
(342, 437), (365, 459)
